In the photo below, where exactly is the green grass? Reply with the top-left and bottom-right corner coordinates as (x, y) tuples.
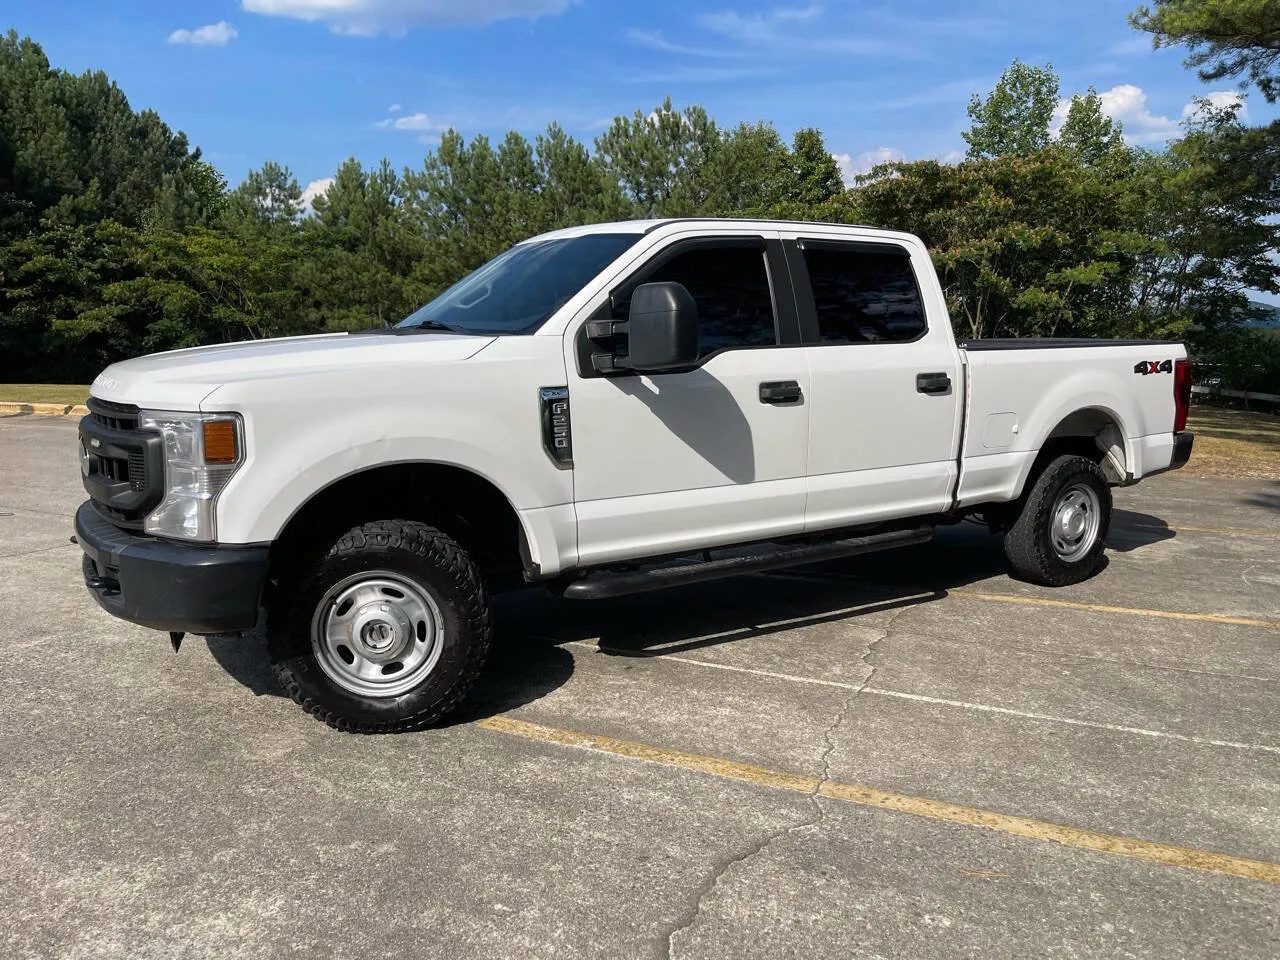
(1184, 405), (1280, 480)
(0, 384), (91, 405)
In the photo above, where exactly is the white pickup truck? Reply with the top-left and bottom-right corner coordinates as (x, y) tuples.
(76, 218), (1194, 732)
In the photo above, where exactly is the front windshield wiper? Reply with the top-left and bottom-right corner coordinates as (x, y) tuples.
(366, 317), (473, 337)
(403, 318), (462, 333)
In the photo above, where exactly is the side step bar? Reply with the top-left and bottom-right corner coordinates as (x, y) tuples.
(561, 526), (933, 601)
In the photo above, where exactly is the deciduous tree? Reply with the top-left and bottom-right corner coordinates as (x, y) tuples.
(1058, 89), (1126, 165)
(964, 60), (1060, 159)
(789, 127), (844, 205)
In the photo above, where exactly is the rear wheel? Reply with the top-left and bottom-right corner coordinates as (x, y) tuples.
(269, 519), (492, 733)
(1003, 455), (1111, 586)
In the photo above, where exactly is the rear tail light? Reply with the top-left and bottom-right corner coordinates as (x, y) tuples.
(1174, 358), (1191, 433)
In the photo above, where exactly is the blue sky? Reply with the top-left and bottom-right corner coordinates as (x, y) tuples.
(13, 1), (1280, 304)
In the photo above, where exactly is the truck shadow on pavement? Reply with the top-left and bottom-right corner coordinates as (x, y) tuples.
(1242, 482), (1280, 515)
(208, 517), (1178, 726)
(447, 574), (952, 725)
(457, 532), (999, 720)
(1108, 509), (1178, 551)
(205, 629), (278, 698)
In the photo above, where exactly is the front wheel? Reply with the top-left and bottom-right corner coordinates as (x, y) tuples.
(1003, 455), (1112, 587)
(268, 520), (493, 733)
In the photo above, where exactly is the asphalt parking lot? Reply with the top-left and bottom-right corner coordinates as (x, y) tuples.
(1, 413), (1277, 959)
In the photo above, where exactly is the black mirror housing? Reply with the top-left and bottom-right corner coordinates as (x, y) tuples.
(624, 282), (699, 372)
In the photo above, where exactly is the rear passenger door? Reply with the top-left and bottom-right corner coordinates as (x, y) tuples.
(781, 234), (962, 531)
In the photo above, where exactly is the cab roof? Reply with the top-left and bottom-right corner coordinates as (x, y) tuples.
(525, 217), (890, 243)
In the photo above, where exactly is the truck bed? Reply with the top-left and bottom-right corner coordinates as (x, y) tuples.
(955, 339), (1187, 509)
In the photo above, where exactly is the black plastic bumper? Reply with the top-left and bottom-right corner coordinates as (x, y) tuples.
(75, 501), (270, 634)
(1143, 431), (1194, 479)
(1170, 431), (1194, 471)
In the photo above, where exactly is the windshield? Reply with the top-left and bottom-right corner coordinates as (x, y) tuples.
(397, 233), (642, 335)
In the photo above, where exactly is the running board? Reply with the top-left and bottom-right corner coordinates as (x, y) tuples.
(561, 526), (934, 601)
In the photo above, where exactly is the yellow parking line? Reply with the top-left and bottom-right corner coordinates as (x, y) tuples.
(478, 715), (1280, 884)
(952, 590), (1280, 630)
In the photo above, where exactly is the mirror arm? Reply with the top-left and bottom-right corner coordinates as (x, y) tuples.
(586, 317), (630, 374)
(586, 318), (626, 341)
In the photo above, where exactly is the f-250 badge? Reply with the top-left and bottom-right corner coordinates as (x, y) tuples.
(1134, 359), (1173, 375)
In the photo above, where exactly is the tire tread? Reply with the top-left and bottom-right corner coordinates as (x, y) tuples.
(1003, 455), (1111, 587)
(270, 519), (492, 734)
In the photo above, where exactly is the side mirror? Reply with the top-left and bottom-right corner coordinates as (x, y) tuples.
(622, 281), (699, 372)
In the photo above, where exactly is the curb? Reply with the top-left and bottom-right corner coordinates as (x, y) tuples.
(0, 401), (90, 417)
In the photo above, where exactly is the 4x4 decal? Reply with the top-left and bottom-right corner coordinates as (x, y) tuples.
(1134, 359), (1173, 375)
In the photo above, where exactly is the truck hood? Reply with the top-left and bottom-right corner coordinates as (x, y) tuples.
(89, 331), (496, 409)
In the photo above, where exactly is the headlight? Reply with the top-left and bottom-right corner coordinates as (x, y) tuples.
(138, 410), (244, 542)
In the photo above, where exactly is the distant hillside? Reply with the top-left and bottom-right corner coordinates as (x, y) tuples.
(1242, 300), (1280, 329)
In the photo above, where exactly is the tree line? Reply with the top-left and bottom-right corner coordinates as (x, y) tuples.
(1, 7), (1278, 392)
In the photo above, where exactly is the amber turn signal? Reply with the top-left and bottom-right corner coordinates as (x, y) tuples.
(202, 420), (239, 464)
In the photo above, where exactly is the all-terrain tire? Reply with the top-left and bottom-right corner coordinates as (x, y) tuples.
(268, 519), (492, 733)
(1003, 454), (1112, 587)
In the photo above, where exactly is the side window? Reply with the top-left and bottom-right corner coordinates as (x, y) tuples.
(802, 244), (927, 344)
(615, 245), (777, 354)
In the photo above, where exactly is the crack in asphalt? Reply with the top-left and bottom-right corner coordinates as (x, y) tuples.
(0, 542), (78, 561)
(662, 607), (909, 959)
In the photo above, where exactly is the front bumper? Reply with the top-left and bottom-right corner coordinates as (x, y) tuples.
(75, 501), (270, 634)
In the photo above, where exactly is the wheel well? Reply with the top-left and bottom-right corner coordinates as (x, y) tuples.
(267, 463), (528, 591)
(981, 409), (1125, 533)
(1042, 408), (1126, 483)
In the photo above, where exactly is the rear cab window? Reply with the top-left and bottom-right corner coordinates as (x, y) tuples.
(798, 240), (927, 344)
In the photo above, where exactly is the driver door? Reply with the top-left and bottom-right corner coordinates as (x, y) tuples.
(564, 233), (811, 567)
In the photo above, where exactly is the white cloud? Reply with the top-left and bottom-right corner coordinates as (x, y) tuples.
(702, 5), (821, 43)
(625, 28), (743, 59)
(394, 112), (433, 129)
(298, 177), (335, 212)
(833, 153), (855, 185)
(167, 21), (238, 46)
(1185, 90), (1246, 119)
(937, 149), (965, 165)
(698, 5), (912, 58)
(388, 103), (403, 113)
(1096, 85), (1181, 143)
(1049, 99), (1072, 139)
(395, 112), (433, 129)
(834, 147), (906, 185)
(376, 110), (445, 132)
(242, 0), (573, 36)
(1051, 85), (1249, 147)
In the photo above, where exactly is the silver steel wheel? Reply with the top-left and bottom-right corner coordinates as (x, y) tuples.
(1050, 482), (1102, 563)
(310, 571), (444, 698)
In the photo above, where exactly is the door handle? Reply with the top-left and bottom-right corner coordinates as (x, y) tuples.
(916, 372), (951, 395)
(759, 380), (803, 405)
